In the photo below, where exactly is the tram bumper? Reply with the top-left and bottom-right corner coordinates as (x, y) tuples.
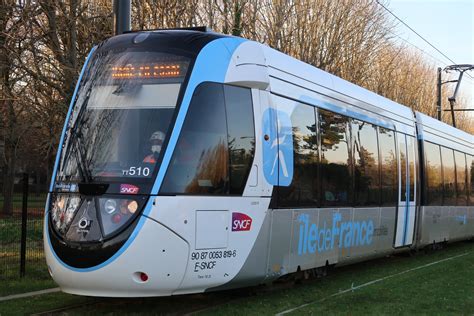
(45, 217), (189, 297)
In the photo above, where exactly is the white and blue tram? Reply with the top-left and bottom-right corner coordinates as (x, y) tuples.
(44, 28), (473, 297)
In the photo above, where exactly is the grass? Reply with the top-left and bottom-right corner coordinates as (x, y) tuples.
(0, 193), (47, 211)
(0, 255), (49, 284)
(0, 292), (90, 316)
(0, 274), (56, 297)
(0, 215), (45, 281)
(0, 217), (43, 242)
(0, 241), (473, 315)
(202, 242), (474, 315)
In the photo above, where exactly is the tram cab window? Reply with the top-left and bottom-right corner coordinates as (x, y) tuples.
(160, 82), (255, 195)
(378, 127), (397, 206)
(277, 102), (318, 207)
(441, 147), (456, 205)
(352, 120), (380, 206)
(161, 83), (228, 194)
(56, 50), (191, 189)
(319, 109), (352, 207)
(224, 85), (256, 194)
(454, 151), (467, 206)
(424, 141), (443, 205)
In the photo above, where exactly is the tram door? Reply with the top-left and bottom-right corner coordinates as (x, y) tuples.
(394, 133), (417, 248)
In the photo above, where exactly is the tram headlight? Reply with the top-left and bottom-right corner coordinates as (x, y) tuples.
(99, 198), (139, 237)
(50, 194), (82, 235)
(104, 199), (117, 214)
(127, 200), (138, 214)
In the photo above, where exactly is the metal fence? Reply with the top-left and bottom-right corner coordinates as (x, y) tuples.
(0, 174), (49, 280)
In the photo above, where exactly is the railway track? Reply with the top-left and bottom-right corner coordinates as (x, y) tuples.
(28, 287), (260, 315)
(15, 244), (471, 315)
(30, 280), (318, 315)
(31, 299), (104, 316)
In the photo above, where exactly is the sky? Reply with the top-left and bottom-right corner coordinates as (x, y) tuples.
(387, 0), (474, 108)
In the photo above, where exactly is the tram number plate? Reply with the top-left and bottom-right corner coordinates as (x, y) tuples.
(191, 250), (237, 273)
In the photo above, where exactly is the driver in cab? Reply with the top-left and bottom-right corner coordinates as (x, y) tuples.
(143, 131), (165, 163)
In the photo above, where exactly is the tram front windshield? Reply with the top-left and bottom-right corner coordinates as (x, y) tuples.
(55, 50), (190, 193)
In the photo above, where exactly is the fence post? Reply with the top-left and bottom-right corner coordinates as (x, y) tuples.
(20, 172), (28, 278)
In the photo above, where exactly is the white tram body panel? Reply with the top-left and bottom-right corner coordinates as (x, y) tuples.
(44, 30), (473, 297)
(415, 112), (473, 245)
(45, 214), (190, 297)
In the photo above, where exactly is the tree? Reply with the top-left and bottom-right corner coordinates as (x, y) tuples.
(1, 0), (472, 216)
(1, 0), (113, 215)
(1, 0), (37, 215)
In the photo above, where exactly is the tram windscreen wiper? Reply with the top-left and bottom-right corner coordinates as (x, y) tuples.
(57, 121), (92, 185)
(73, 132), (92, 183)
(72, 132), (109, 195)
(59, 84), (93, 184)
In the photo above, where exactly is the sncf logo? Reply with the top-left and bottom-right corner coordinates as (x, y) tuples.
(120, 184), (139, 194)
(232, 213), (252, 232)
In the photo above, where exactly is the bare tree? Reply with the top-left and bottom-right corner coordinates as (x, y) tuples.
(1, 0), (472, 216)
(0, 0), (39, 215)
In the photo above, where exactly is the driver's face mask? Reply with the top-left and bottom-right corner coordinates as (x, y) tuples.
(151, 145), (162, 154)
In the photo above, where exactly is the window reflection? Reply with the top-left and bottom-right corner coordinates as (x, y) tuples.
(352, 120), (380, 206)
(56, 50), (188, 192)
(454, 151), (467, 206)
(441, 147), (456, 205)
(162, 83), (229, 194)
(406, 135), (416, 201)
(161, 82), (255, 195)
(378, 127), (397, 206)
(319, 109), (352, 206)
(424, 142), (443, 205)
(224, 85), (255, 194)
(399, 134), (407, 202)
(468, 155), (474, 205)
(277, 103), (318, 207)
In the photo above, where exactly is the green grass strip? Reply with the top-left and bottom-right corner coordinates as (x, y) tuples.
(0, 241), (472, 315)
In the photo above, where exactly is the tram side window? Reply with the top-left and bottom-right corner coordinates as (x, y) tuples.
(424, 142), (443, 205)
(469, 155), (474, 205)
(378, 127), (397, 206)
(352, 120), (380, 206)
(466, 155), (474, 205)
(278, 103), (318, 207)
(319, 109), (352, 207)
(441, 147), (456, 205)
(224, 85), (256, 195)
(406, 135), (416, 201)
(454, 151), (467, 206)
(398, 133), (407, 202)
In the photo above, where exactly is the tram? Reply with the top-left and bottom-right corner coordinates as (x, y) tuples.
(44, 28), (473, 297)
